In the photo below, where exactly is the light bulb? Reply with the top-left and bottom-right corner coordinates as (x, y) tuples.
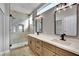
(63, 8), (66, 11)
(56, 7), (59, 11)
(69, 5), (72, 9)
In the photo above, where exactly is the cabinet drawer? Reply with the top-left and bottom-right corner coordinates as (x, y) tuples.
(36, 39), (42, 45)
(56, 47), (77, 56)
(43, 42), (56, 52)
(43, 47), (55, 56)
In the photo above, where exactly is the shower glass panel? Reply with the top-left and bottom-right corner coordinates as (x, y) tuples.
(9, 18), (27, 49)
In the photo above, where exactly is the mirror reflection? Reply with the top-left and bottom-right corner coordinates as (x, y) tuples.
(35, 15), (43, 33)
(55, 4), (77, 36)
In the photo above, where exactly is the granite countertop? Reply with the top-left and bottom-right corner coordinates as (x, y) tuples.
(28, 34), (79, 55)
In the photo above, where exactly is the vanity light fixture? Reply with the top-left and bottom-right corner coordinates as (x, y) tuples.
(68, 3), (73, 9)
(63, 8), (66, 11)
(35, 15), (39, 20)
(56, 7), (59, 11)
(56, 5), (59, 11)
(56, 3), (74, 12)
(69, 5), (72, 9)
(39, 15), (43, 19)
(35, 15), (43, 20)
(35, 17), (39, 20)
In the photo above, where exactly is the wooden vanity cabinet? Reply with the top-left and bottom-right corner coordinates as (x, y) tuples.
(35, 39), (43, 55)
(28, 36), (36, 52)
(28, 36), (78, 56)
(43, 41), (77, 56)
(28, 36), (43, 56)
(42, 42), (56, 56)
(28, 36), (32, 48)
(42, 47), (56, 56)
(55, 47), (78, 56)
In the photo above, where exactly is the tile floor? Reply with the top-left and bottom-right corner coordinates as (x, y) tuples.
(4, 46), (34, 56)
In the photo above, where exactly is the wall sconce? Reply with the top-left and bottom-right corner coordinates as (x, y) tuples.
(69, 5), (72, 9)
(63, 8), (66, 11)
(35, 15), (43, 20)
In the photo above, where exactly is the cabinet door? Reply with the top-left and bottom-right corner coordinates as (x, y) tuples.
(28, 36), (36, 51)
(31, 38), (36, 51)
(43, 42), (56, 53)
(43, 47), (55, 56)
(28, 36), (32, 48)
(55, 47), (77, 56)
(35, 39), (43, 55)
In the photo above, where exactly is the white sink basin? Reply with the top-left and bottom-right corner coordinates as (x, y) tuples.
(51, 39), (71, 46)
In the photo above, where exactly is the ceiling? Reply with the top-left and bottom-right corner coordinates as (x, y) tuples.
(10, 3), (41, 14)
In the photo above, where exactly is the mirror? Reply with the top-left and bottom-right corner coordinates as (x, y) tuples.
(35, 15), (43, 33)
(55, 4), (77, 36)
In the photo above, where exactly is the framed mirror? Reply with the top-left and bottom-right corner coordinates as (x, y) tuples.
(54, 4), (78, 36)
(35, 15), (43, 33)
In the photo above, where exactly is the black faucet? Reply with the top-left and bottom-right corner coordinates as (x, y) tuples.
(37, 32), (39, 35)
(60, 34), (66, 41)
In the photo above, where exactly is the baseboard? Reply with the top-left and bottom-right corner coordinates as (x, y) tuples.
(0, 50), (10, 56)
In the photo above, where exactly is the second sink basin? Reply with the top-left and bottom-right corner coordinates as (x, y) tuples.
(51, 39), (71, 46)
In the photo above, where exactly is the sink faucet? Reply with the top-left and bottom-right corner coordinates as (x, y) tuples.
(60, 34), (66, 41)
(37, 32), (39, 35)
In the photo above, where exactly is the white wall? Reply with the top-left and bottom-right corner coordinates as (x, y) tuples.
(41, 8), (55, 35)
(37, 4), (79, 38)
(0, 3), (10, 53)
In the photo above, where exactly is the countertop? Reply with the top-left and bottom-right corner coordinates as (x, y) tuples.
(28, 34), (79, 55)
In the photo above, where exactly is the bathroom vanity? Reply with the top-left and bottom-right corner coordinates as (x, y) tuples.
(27, 34), (79, 56)
(27, 4), (79, 56)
